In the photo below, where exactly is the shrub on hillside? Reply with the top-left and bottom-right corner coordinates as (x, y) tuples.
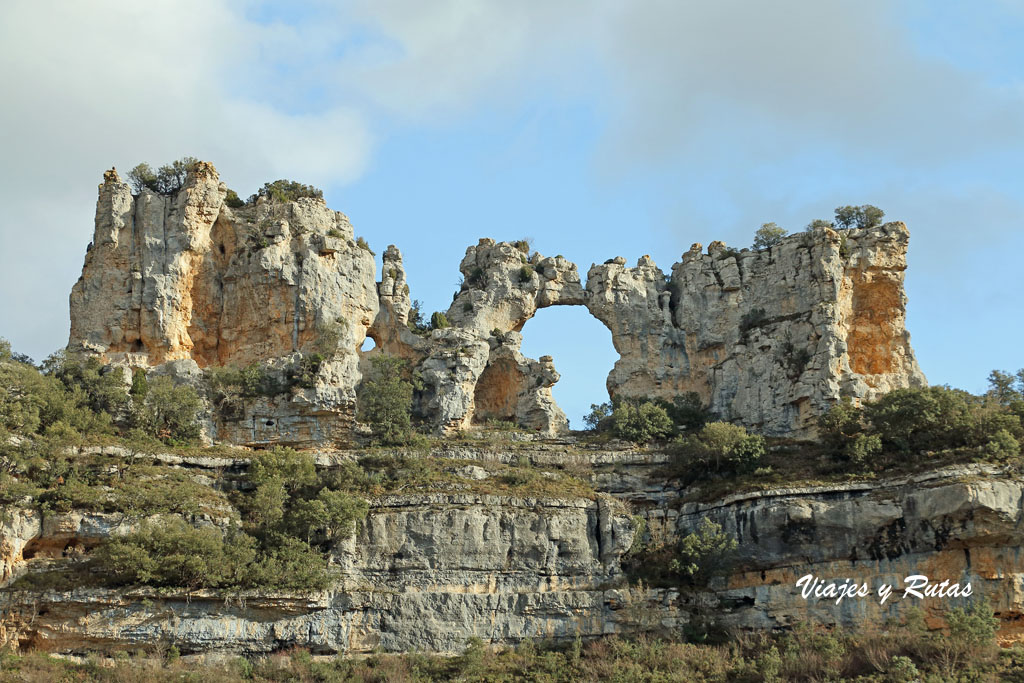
(357, 355), (416, 445)
(132, 376), (202, 445)
(610, 398), (675, 443)
(673, 422), (765, 474)
(820, 384), (1023, 468)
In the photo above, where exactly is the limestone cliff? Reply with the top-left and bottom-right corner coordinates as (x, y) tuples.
(3, 447), (1022, 654)
(585, 226), (926, 435)
(68, 162), (924, 442)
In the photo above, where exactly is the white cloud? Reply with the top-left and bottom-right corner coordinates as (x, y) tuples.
(1, 0), (1022, 374)
(0, 0), (372, 359)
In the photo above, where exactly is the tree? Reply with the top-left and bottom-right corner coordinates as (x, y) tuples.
(254, 179), (323, 203)
(358, 355), (415, 444)
(805, 218), (833, 231)
(834, 204), (885, 230)
(610, 398), (674, 443)
(988, 369), (1024, 405)
(430, 311), (450, 329)
(663, 393), (710, 432)
(407, 300), (429, 333)
(672, 518), (738, 587)
(695, 421), (765, 472)
(584, 401), (613, 431)
(133, 376), (202, 444)
(753, 222), (787, 250)
(126, 157), (199, 195)
(127, 163), (157, 194)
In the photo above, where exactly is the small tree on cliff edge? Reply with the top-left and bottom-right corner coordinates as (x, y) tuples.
(834, 204), (884, 230)
(752, 222), (787, 250)
(127, 157), (199, 195)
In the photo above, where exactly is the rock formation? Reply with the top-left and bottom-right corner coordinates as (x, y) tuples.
(68, 162), (924, 443)
(3, 163), (1013, 659)
(4, 447), (1023, 654)
(586, 226), (926, 435)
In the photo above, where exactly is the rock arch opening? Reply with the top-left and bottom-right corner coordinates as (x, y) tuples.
(518, 305), (617, 430)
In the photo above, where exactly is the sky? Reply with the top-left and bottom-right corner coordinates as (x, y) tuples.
(1, 1), (1022, 428)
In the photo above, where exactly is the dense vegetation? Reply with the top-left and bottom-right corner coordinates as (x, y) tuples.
(0, 341), (203, 452)
(582, 366), (1024, 499)
(97, 447), (367, 592)
(0, 600), (1015, 682)
(2, 337), (1020, 676)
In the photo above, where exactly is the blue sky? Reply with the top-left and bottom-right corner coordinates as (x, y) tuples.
(1, 1), (1022, 427)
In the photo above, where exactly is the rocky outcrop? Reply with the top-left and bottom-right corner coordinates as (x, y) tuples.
(70, 165), (378, 368)
(655, 464), (1024, 638)
(68, 163), (924, 442)
(585, 225), (926, 435)
(1, 491), (635, 655)
(4, 449), (1023, 653)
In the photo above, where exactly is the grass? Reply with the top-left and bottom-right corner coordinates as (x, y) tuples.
(664, 436), (1013, 504)
(336, 453), (597, 501)
(0, 613), (1019, 682)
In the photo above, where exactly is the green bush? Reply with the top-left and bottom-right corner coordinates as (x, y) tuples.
(864, 386), (979, 453)
(313, 318), (348, 358)
(430, 311), (450, 329)
(355, 236), (374, 254)
(610, 398), (674, 443)
(752, 222), (787, 250)
(805, 218), (833, 231)
(467, 266), (486, 287)
(97, 518), (257, 591)
(834, 204), (885, 230)
(358, 355), (415, 445)
(133, 376), (202, 445)
(287, 354), (324, 389)
(407, 299), (430, 334)
(207, 363), (281, 398)
(988, 368), (1024, 405)
(127, 157), (199, 195)
(625, 517), (738, 589)
(820, 384), (1023, 469)
(584, 401), (613, 431)
(518, 265), (534, 283)
(662, 393), (710, 432)
(224, 189), (245, 208)
(254, 179), (323, 203)
(674, 422), (765, 474)
(674, 518), (738, 586)
(2, 351), (115, 438)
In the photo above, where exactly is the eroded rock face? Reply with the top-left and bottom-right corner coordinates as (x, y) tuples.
(657, 464), (1024, 637)
(4, 452), (1023, 653)
(0, 492), (634, 655)
(68, 164), (924, 441)
(586, 225), (926, 435)
(70, 166), (378, 368)
(367, 239), (576, 435)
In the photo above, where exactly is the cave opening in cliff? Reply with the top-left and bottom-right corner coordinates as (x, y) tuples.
(519, 305), (617, 430)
